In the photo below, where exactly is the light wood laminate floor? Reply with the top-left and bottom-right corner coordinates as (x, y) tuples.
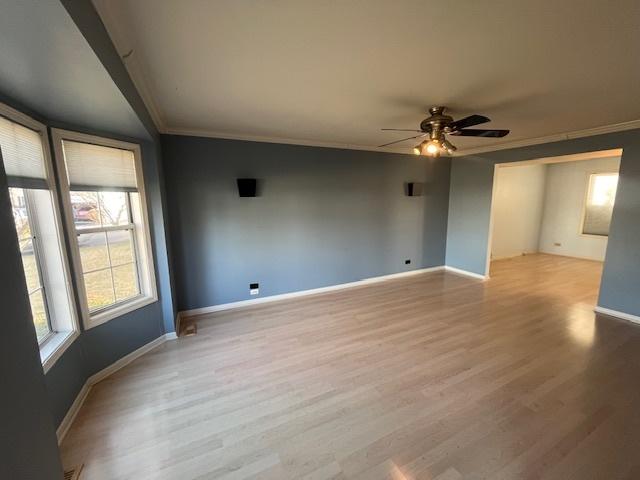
(61, 254), (640, 479)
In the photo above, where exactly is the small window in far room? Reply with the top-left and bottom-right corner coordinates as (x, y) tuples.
(582, 172), (619, 236)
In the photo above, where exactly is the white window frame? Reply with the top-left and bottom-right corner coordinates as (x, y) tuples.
(0, 102), (80, 372)
(580, 170), (619, 238)
(10, 187), (54, 344)
(51, 129), (158, 329)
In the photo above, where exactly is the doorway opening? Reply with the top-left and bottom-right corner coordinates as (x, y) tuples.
(487, 148), (622, 307)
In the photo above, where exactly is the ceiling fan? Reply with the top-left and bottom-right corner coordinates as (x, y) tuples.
(379, 106), (510, 157)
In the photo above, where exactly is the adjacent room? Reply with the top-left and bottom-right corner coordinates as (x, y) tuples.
(489, 150), (622, 308)
(2, 1), (640, 479)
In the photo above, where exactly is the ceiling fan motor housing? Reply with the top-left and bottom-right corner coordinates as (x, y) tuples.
(420, 107), (453, 132)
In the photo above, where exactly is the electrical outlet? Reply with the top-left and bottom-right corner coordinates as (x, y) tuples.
(405, 259), (411, 264)
(250, 283), (259, 295)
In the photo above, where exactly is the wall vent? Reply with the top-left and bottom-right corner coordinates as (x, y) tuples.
(179, 319), (198, 337)
(183, 323), (197, 336)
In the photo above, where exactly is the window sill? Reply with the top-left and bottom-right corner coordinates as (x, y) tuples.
(84, 295), (158, 330)
(41, 330), (79, 374)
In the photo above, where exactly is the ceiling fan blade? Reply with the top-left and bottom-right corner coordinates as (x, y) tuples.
(448, 114), (490, 131)
(449, 129), (510, 138)
(377, 133), (427, 148)
(381, 128), (425, 132)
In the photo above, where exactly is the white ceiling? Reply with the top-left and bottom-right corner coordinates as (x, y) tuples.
(94, 0), (640, 155)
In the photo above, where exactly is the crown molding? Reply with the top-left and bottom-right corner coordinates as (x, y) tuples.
(122, 56), (167, 132)
(497, 148), (624, 167)
(455, 119), (640, 156)
(163, 119), (640, 158)
(92, 0), (168, 132)
(161, 126), (415, 155)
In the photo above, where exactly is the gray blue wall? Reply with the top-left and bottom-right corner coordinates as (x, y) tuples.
(0, 153), (63, 480)
(162, 135), (450, 311)
(445, 129), (640, 317)
(445, 156), (496, 275)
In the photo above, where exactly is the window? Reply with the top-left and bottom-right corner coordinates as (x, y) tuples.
(53, 130), (157, 328)
(0, 104), (79, 369)
(9, 187), (51, 343)
(72, 191), (140, 311)
(582, 172), (619, 236)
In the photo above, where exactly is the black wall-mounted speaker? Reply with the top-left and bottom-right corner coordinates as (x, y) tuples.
(406, 182), (423, 197)
(237, 178), (257, 197)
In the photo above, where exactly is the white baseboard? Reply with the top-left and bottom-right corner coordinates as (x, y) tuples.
(56, 332), (177, 443)
(594, 306), (640, 325)
(444, 266), (489, 281)
(490, 251), (537, 261)
(55, 382), (90, 446)
(538, 250), (605, 262)
(164, 331), (178, 340)
(181, 266), (446, 317)
(87, 333), (174, 385)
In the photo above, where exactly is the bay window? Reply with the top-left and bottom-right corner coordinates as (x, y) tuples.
(52, 130), (157, 328)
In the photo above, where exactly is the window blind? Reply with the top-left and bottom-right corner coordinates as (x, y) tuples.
(583, 173), (618, 236)
(62, 140), (137, 191)
(0, 115), (48, 189)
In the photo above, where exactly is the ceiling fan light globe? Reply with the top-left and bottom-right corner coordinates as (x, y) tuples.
(442, 139), (457, 155)
(424, 141), (440, 155)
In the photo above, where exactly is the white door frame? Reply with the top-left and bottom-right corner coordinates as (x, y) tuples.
(484, 148), (622, 277)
